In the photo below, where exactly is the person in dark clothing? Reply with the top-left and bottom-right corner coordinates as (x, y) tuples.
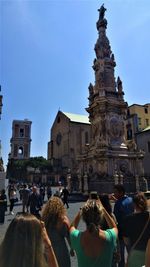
(122, 193), (150, 267)
(39, 186), (45, 204)
(0, 189), (7, 224)
(21, 184), (30, 213)
(28, 186), (42, 219)
(113, 184), (134, 267)
(47, 185), (52, 200)
(60, 187), (69, 209)
(9, 185), (17, 215)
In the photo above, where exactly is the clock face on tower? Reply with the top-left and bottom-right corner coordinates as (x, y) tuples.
(56, 132), (62, 146)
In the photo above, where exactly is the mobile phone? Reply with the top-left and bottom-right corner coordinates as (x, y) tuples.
(90, 191), (99, 200)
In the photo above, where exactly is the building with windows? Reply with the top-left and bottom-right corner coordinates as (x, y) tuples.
(126, 103), (150, 141)
(125, 104), (150, 180)
(136, 126), (150, 179)
(9, 119), (32, 160)
(47, 111), (91, 178)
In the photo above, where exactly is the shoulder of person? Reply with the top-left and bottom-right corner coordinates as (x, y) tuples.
(63, 216), (70, 228)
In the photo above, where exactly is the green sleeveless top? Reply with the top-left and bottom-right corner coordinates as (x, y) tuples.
(70, 228), (117, 267)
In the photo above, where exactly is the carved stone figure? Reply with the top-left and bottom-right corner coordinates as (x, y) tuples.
(117, 76), (123, 93)
(88, 83), (94, 96)
(98, 4), (107, 20)
(127, 140), (137, 151)
(92, 122), (99, 139)
(110, 117), (120, 138)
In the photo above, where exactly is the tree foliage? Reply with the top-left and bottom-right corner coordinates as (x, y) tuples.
(6, 157), (52, 181)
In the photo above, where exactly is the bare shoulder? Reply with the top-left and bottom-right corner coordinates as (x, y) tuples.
(63, 215), (70, 228)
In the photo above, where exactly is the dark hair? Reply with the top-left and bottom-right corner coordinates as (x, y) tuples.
(1, 189), (5, 195)
(114, 184), (125, 195)
(133, 193), (147, 212)
(99, 194), (112, 214)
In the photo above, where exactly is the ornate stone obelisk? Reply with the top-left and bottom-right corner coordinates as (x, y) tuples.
(78, 5), (144, 193)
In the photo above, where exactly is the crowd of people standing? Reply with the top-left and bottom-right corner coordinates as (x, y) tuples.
(0, 183), (150, 267)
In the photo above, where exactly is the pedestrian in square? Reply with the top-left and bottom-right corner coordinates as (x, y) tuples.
(70, 199), (118, 267)
(21, 184), (30, 213)
(113, 184), (134, 267)
(28, 186), (42, 219)
(42, 196), (74, 267)
(60, 186), (69, 209)
(0, 189), (7, 224)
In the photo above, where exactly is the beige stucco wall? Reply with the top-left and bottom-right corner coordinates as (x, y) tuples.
(136, 130), (150, 176)
(129, 104), (150, 130)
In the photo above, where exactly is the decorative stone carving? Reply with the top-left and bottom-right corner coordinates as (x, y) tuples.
(98, 4), (107, 20)
(117, 76), (123, 94)
(127, 140), (137, 151)
(98, 160), (107, 175)
(88, 83), (94, 96)
(108, 116), (125, 146)
(119, 160), (129, 174)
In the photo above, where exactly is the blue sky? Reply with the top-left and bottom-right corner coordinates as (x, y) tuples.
(1, 0), (150, 168)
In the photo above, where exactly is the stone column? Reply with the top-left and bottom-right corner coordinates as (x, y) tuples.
(135, 175), (140, 192)
(78, 173), (82, 193)
(83, 172), (88, 194)
(143, 177), (148, 192)
(120, 174), (123, 185)
(67, 173), (71, 192)
(113, 171), (119, 185)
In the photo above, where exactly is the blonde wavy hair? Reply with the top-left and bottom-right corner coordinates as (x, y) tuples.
(82, 200), (103, 235)
(0, 213), (48, 267)
(42, 196), (66, 229)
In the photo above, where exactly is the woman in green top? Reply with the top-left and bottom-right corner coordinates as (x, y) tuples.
(70, 198), (118, 267)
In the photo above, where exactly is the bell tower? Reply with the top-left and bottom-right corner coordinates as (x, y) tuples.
(78, 5), (144, 193)
(9, 119), (32, 160)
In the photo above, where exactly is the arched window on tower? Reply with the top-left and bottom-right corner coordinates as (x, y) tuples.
(18, 146), (24, 158)
(20, 128), (24, 137)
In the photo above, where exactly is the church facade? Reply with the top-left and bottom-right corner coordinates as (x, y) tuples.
(48, 111), (91, 180)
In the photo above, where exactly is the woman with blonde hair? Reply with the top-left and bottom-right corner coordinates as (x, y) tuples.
(0, 213), (58, 267)
(42, 196), (73, 267)
(70, 198), (118, 267)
